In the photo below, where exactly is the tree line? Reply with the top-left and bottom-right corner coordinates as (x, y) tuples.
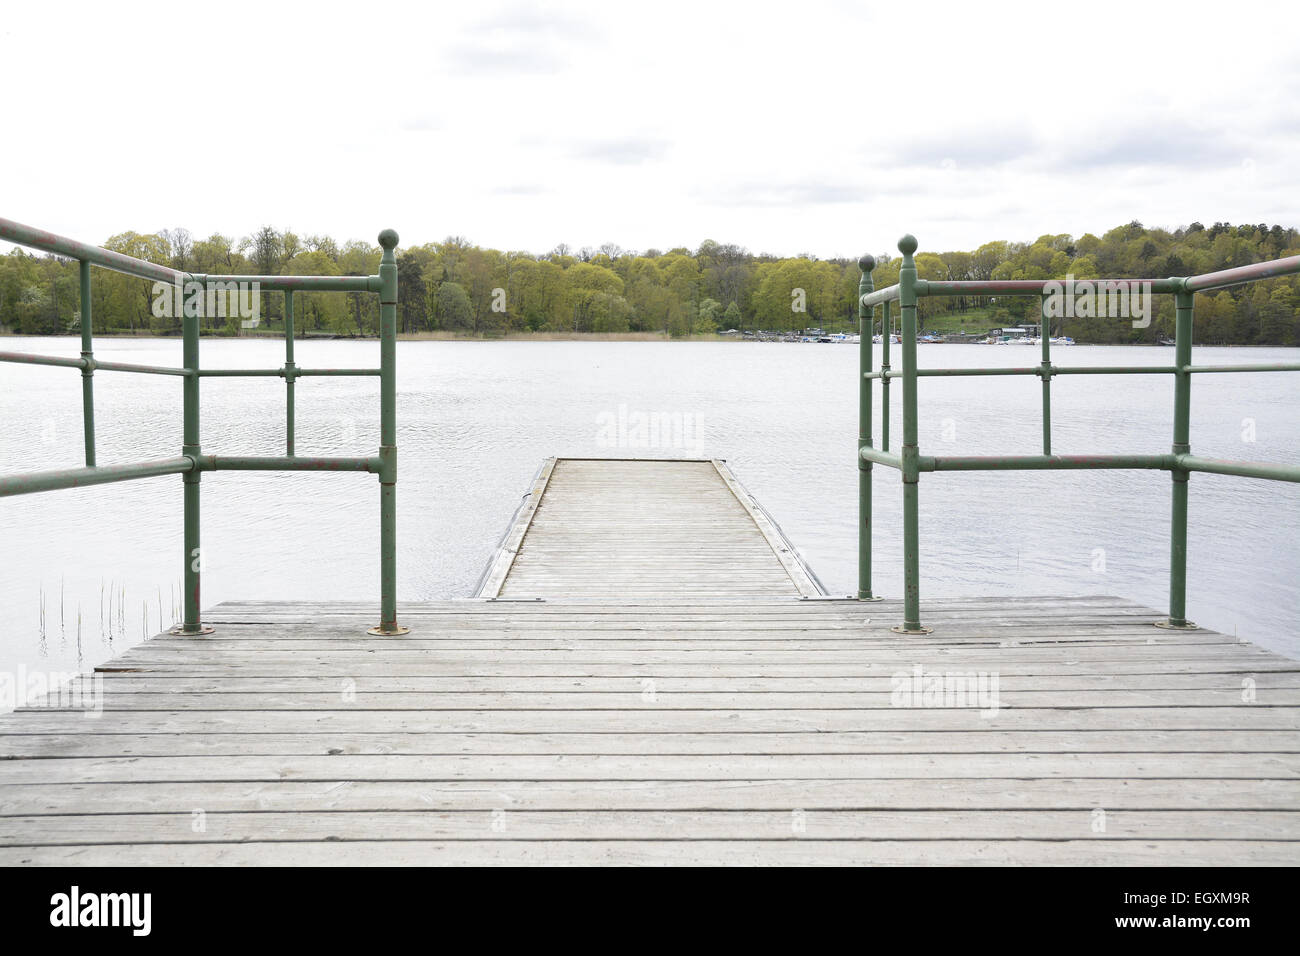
(1, 220), (1297, 344)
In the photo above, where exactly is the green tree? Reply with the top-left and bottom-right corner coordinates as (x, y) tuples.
(722, 300), (742, 331)
(697, 297), (723, 333)
(436, 281), (472, 330)
(559, 263), (624, 332)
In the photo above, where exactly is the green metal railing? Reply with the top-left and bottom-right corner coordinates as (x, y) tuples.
(0, 218), (409, 636)
(857, 234), (1300, 633)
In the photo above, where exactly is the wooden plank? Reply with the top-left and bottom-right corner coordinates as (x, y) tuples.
(1, 752), (1296, 785)
(1, 730), (1297, 759)
(58, 672), (1300, 692)
(18, 688), (1300, 710)
(5, 707), (1298, 732)
(205, 596), (1169, 619)
(116, 628), (1260, 647)
(129, 621), (1251, 640)
(81, 660), (1300, 677)
(1, 840), (1294, 866)
(6, 778), (1299, 814)
(206, 594), (1159, 609)
(101, 648), (1287, 666)
(2, 809), (1296, 845)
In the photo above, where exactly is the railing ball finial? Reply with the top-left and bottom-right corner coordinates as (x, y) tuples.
(858, 254), (877, 274)
(378, 228), (399, 251)
(897, 234), (918, 256)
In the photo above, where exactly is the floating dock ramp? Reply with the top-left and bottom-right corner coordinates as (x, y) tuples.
(476, 458), (825, 600)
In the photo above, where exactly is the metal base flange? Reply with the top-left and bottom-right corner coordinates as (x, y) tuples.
(1153, 619), (1199, 630)
(367, 624), (411, 636)
(891, 624), (934, 635)
(169, 624), (215, 636)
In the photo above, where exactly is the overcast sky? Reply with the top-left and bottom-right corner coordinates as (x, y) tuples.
(3, 0), (1297, 259)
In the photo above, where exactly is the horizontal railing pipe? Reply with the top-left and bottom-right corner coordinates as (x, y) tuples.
(0, 351), (86, 370)
(868, 366), (1178, 380)
(860, 284), (901, 308)
(0, 217), (183, 284)
(1175, 455), (1300, 483)
(198, 455), (381, 473)
(0, 457), (195, 497)
(915, 278), (1185, 296)
(1181, 255), (1300, 293)
(859, 447), (904, 470)
(864, 257), (1300, 308)
(0, 353), (197, 377)
(198, 367), (382, 378)
(92, 360), (192, 377)
(188, 273), (380, 293)
(1185, 363), (1300, 374)
(0, 219), (382, 293)
(921, 453), (1173, 473)
(902, 256), (1300, 300)
(865, 258), (1300, 306)
(867, 367), (1037, 379)
(1050, 365), (1178, 376)
(197, 368), (283, 377)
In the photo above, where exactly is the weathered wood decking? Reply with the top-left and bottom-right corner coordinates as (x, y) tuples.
(1, 461), (1297, 864)
(1, 595), (1298, 865)
(476, 458), (824, 598)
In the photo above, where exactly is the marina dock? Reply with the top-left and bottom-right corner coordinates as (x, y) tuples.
(1, 459), (1297, 865)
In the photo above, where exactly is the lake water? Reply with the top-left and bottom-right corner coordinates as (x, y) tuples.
(2, 336), (1297, 696)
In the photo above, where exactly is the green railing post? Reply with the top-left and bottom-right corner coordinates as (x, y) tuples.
(369, 229), (409, 635)
(1039, 295), (1052, 455)
(175, 275), (213, 636)
(858, 254), (880, 600)
(894, 234), (931, 634)
(284, 289), (296, 456)
(881, 301), (891, 452)
(78, 260), (95, 466)
(1159, 288), (1198, 629)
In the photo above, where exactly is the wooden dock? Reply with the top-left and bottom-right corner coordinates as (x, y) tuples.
(1, 460), (1298, 865)
(476, 458), (825, 599)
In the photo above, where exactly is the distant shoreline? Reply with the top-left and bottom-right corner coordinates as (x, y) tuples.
(0, 330), (708, 342)
(0, 330), (1292, 347)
